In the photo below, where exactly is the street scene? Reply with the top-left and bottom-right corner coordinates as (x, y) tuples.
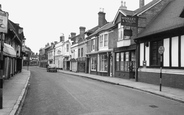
(20, 67), (184, 115)
(0, 0), (184, 114)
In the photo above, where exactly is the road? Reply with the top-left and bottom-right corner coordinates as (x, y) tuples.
(20, 66), (184, 115)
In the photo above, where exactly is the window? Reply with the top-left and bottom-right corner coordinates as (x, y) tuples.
(150, 40), (163, 66)
(104, 34), (108, 47)
(118, 23), (124, 40)
(81, 48), (83, 57)
(66, 44), (69, 52)
(99, 33), (108, 48)
(116, 53), (120, 71)
(99, 35), (103, 47)
(99, 54), (108, 71)
(116, 51), (135, 72)
(91, 56), (97, 71)
(92, 39), (95, 51)
(120, 52), (124, 71)
(78, 48), (80, 57)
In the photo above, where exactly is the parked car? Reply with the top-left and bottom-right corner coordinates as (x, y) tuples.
(47, 64), (57, 72)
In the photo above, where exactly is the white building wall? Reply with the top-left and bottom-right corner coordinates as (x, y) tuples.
(171, 36), (178, 67)
(163, 38), (170, 67)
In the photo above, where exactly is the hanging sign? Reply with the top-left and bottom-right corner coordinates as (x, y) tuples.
(0, 10), (8, 33)
(121, 16), (137, 27)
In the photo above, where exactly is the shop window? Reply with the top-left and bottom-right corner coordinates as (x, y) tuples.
(99, 54), (108, 72)
(120, 52), (124, 71)
(91, 56), (97, 71)
(150, 40), (163, 66)
(116, 51), (135, 72)
(116, 53), (120, 71)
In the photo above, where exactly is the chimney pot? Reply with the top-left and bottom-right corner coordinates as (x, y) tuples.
(79, 26), (86, 35)
(70, 32), (76, 38)
(139, 0), (145, 8)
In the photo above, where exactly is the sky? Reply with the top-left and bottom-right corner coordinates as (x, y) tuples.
(1, 0), (152, 54)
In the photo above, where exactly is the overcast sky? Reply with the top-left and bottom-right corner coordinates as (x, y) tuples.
(1, 0), (152, 54)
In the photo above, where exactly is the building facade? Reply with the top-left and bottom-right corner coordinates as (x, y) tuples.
(135, 0), (184, 89)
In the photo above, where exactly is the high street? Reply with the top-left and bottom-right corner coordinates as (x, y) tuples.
(20, 66), (184, 115)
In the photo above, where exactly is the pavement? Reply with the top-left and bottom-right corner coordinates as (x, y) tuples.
(0, 69), (30, 115)
(0, 67), (184, 115)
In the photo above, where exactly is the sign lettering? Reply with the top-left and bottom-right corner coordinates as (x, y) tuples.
(121, 16), (137, 27)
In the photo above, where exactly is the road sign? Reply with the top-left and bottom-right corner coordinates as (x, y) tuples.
(158, 46), (165, 54)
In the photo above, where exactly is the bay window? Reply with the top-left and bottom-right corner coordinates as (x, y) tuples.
(118, 23), (124, 40)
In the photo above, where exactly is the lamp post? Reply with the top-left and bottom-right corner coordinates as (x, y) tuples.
(0, 4), (8, 109)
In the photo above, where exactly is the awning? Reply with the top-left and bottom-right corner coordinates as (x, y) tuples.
(3, 43), (16, 57)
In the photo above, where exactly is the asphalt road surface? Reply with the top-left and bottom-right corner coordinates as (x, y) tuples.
(20, 66), (184, 115)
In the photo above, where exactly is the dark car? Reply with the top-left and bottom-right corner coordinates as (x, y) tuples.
(47, 64), (57, 72)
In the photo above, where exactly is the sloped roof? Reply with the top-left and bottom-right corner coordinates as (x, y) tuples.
(8, 20), (25, 42)
(113, 0), (162, 23)
(88, 22), (114, 37)
(137, 0), (184, 39)
(119, 9), (135, 16)
(85, 26), (99, 35)
(134, 0), (161, 16)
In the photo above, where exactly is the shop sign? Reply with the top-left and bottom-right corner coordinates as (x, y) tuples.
(0, 10), (8, 33)
(121, 16), (137, 27)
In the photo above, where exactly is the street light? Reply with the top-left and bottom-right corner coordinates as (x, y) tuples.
(0, 4), (8, 109)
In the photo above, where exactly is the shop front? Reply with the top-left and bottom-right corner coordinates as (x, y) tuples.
(2, 43), (17, 79)
(114, 44), (136, 79)
(87, 51), (112, 76)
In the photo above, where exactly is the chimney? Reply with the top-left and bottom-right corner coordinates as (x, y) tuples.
(60, 35), (65, 42)
(139, 0), (145, 8)
(70, 32), (76, 38)
(79, 26), (86, 35)
(98, 9), (107, 27)
(119, 1), (127, 10)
